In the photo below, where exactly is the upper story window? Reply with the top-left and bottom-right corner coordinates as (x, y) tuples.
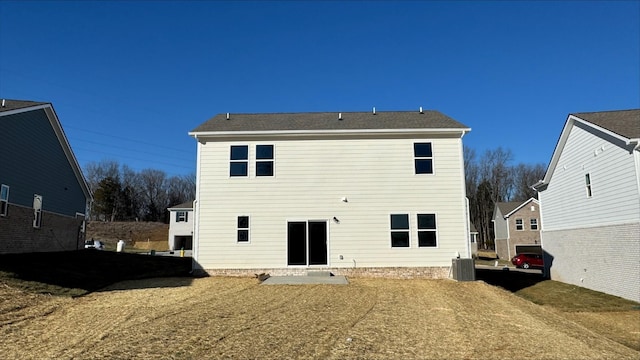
(585, 173), (592, 197)
(530, 218), (538, 230)
(176, 211), (188, 222)
(515, 218), (524, 231)
(230, 145), (249, 177)
(33, 194), (43, 228)
(0, 184), (9, 217)
(414, 143), (433, 174)
(417, 214), (437, 247)
(237, 216), (250, 242)
(390, 214), (410, 247)
(256, 145), (274, 177)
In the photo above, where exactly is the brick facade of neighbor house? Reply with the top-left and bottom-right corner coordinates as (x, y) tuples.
(0, 204), (84, 253)
(493, 199), (541, 260)
(542, 223), (640, 303)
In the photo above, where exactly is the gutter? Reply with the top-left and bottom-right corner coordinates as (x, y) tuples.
(189, 128), (472, 140)
(627, 138), (640, 151)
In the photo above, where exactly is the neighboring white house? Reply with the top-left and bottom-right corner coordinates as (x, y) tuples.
(167, 201), (194, 251)
(189, 110), (471, 277)
(533, 109), (640, 302)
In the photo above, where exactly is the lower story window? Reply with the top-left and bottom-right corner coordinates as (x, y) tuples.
(237, 216), (249, 242)
(390, 214), (410, 247)
(417, 214), (437, 247)
(0, 184), (8, 217)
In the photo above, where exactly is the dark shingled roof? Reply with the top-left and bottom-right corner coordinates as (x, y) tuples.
(496, 202), (522, 217)
(573, 109), (640, 139)
(191, 111), (469, 133)
(169, 201), (193, 209)
(0, 99), (49, 113)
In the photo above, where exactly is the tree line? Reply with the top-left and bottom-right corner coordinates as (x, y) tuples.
(84, 160), (195, 223)
(465, 147), (546, 250)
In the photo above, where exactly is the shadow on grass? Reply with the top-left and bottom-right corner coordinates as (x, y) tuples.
(475, 267), (545, 292)
(0, 250), (196, 297)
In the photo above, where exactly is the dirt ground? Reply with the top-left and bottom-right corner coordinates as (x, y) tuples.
(1, 277), (638, 360)
(86, 221), (169, 251)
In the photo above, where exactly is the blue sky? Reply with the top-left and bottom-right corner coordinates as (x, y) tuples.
(1, 1), (638, 176)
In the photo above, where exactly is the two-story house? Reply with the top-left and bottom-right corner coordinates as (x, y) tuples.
(492, 198), (541, 260)
(189, 110), (471, 277)
(0, 99), (92, 253)
(533, 109), (640, 302)
(167, 201), (194, 251)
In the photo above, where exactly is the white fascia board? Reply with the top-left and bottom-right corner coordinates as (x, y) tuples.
(43, 106), (94, 202)
(2, 103), (93, 202)
(0, 104), (50, 117)
(535, 114), (636, 191)
(189, 128), (471, 139)
(533, 115), (577, 191)
(504, 198), (540, 218)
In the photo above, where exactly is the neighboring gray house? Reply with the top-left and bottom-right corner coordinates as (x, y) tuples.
(189, 110), (472, 277)
(533, 109), (640, 302)
(168, 201), (194, 251)
(492, 198), (541, 260)
(469, 223), (479, 257)
(0, 99), (92, 253)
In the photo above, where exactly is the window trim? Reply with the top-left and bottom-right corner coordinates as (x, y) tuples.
(413, 142), (434, 175)
(417, 213), (438, 248)
(0, 184), (9, 217)
(176, 211), (188, 222)
(237, 215), (250, 243)
(230, 145), (249, 177)
(390, 213), (411, 248)
(530, 218), (538, 231)
(256, 144), (275, 177)
(515, 218), (524, 231)
(585, 173), (592, 198)
(33, 194), (43, 229)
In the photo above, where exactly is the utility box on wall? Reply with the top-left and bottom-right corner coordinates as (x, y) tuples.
(452, 258), (476, 281)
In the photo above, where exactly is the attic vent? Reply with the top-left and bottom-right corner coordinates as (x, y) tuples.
(419, 106), (423, 114)
(226, 113), (230, 120)
(338, 112), (342, 120)
(372, 107), (376, 115)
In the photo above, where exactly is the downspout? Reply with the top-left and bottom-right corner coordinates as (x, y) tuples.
(460, 129), (472, 258)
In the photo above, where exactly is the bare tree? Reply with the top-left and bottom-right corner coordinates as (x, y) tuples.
(464, 146), (479, 199)
(512, 163), (547, 201)
(84, 160), (120, 193)
(138, 169), (169, 222)
(479, 147), (514, 203)
(167, 174), (195, 208)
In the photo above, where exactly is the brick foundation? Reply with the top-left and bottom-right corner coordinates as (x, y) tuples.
(202, 266), (450, 279)
(0, 204), (85, 253)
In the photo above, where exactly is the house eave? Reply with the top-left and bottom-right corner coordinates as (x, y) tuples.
(189, 128), (471, 140)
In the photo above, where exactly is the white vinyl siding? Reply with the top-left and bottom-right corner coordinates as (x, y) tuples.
(195, 136), (467, 269)
(168, 209), (193, 250)
(540, 122), (640, 231)
(492, 208), (508, 240)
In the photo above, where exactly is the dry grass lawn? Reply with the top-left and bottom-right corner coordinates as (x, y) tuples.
(1, 277), (638, 360)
